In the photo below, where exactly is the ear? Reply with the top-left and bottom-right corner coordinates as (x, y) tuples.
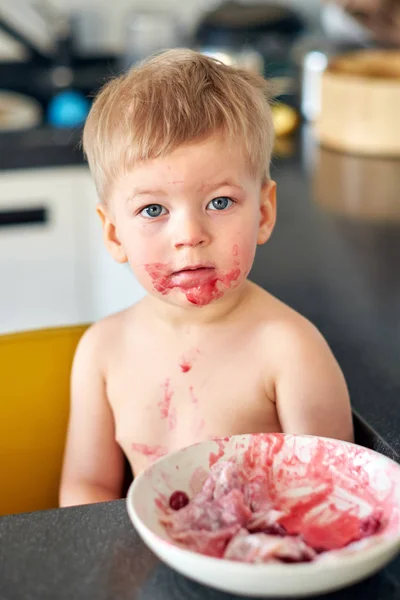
(257, 180), (276, 245)
(96, 204), (128, 264)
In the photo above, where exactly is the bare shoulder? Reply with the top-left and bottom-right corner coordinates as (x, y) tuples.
(272, 306), (331, 363)
(74, 301), (144, 374)
(250, 283), (331, 360)
(250, 284), (353, 441)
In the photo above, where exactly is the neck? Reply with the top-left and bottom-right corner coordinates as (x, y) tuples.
(145, 280), (253, 331)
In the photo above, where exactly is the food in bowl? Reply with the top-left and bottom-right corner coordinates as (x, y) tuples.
(159, 434), (394, 563)
(161, 461), (381, 562)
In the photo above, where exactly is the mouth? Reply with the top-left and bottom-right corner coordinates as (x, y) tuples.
(169, 265), (216, 288)
(172, 265), (214, 275)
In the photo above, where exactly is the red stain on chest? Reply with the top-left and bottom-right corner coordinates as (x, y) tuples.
(158, 379), (173, 418)
(180, 361), (192, 373)
(158, 379), (177, 431)
(189, 386), (205, 436)
(189, 386), (198, 406)
(131, 443), (167, 462)
(179, 349), (200, 373)
(168, 409), (177, 431)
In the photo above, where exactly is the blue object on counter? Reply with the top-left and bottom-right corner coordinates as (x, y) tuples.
(47, 90), (90, 128)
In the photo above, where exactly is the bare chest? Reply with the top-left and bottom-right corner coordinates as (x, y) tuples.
(106, 344), (279, 475)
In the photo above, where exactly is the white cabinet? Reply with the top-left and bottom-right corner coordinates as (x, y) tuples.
(0, 166), (145, 334)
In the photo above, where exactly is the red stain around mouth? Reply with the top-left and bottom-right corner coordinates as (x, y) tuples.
(145, 263), (171, 294)
(131, 443), (167, 462)
(145, 262), (241, 307)
(185, 267), (240, 306)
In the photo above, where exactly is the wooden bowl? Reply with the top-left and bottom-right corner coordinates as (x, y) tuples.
(316, 50), (400, 156)
(313, 145), (400, 222)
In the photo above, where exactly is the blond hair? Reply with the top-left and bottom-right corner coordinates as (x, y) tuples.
(83, 48), (274, 202)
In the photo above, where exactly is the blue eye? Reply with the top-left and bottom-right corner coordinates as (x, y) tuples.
(141, 204), (167, 218)
(207, 197), (233, 211)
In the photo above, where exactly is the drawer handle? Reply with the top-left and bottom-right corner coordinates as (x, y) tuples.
(0, 206), (48, 228)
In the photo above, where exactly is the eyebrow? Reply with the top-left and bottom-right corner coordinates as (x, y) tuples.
(126, 188), (168, 203)
(200, 179), (244, 194)
(126, 179), (243, 203)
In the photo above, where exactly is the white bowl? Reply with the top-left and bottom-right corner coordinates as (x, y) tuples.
(126, 434), (400, 597)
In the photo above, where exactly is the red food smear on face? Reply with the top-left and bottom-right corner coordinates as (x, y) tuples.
(144, 263), (171, 293)
(233, 244), (239, 257)
(185, 267), (240, 306)
(131, 443), (167, 461)
(180, 361), (191, 373)
(145, 262), (241, 306)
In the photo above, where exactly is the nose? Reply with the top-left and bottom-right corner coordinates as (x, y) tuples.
(173, 212), (211, 249)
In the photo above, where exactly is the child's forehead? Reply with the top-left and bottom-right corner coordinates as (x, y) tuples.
(124, 135), (253, 187)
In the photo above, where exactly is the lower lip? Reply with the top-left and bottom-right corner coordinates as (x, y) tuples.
(145, 262), (241, 306)
(169, 268), (215, 289)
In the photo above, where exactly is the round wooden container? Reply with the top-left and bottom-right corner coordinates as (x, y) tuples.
(313, 145), (400, 222)
(316, 50), (400, 156)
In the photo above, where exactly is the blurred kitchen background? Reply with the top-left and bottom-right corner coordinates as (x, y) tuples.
(1, 0), (400, 334)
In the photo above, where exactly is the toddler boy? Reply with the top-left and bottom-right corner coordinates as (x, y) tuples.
(60, 49), (353, 506)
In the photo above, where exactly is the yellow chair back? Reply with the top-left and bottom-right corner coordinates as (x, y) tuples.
(0, 324), (88, 516)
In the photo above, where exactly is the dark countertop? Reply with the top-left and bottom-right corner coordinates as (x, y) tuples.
(0, 499), (399, 600)
(0, 125), (399, 600)
(251, 127), (400, 462)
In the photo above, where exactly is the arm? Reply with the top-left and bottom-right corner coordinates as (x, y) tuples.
(59, 324), (125, 507)
(274, 319), (354, 442)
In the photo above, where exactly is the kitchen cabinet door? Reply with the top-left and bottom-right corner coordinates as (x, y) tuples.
(0, 166), (88, 333)
(0, 166), (146, 334)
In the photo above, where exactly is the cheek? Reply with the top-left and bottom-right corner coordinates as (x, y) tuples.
(118, 221), (165, 266)
(116, 223), (169, 291)
(234, 239), (257, 278)
(227, 218), (259, 271)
